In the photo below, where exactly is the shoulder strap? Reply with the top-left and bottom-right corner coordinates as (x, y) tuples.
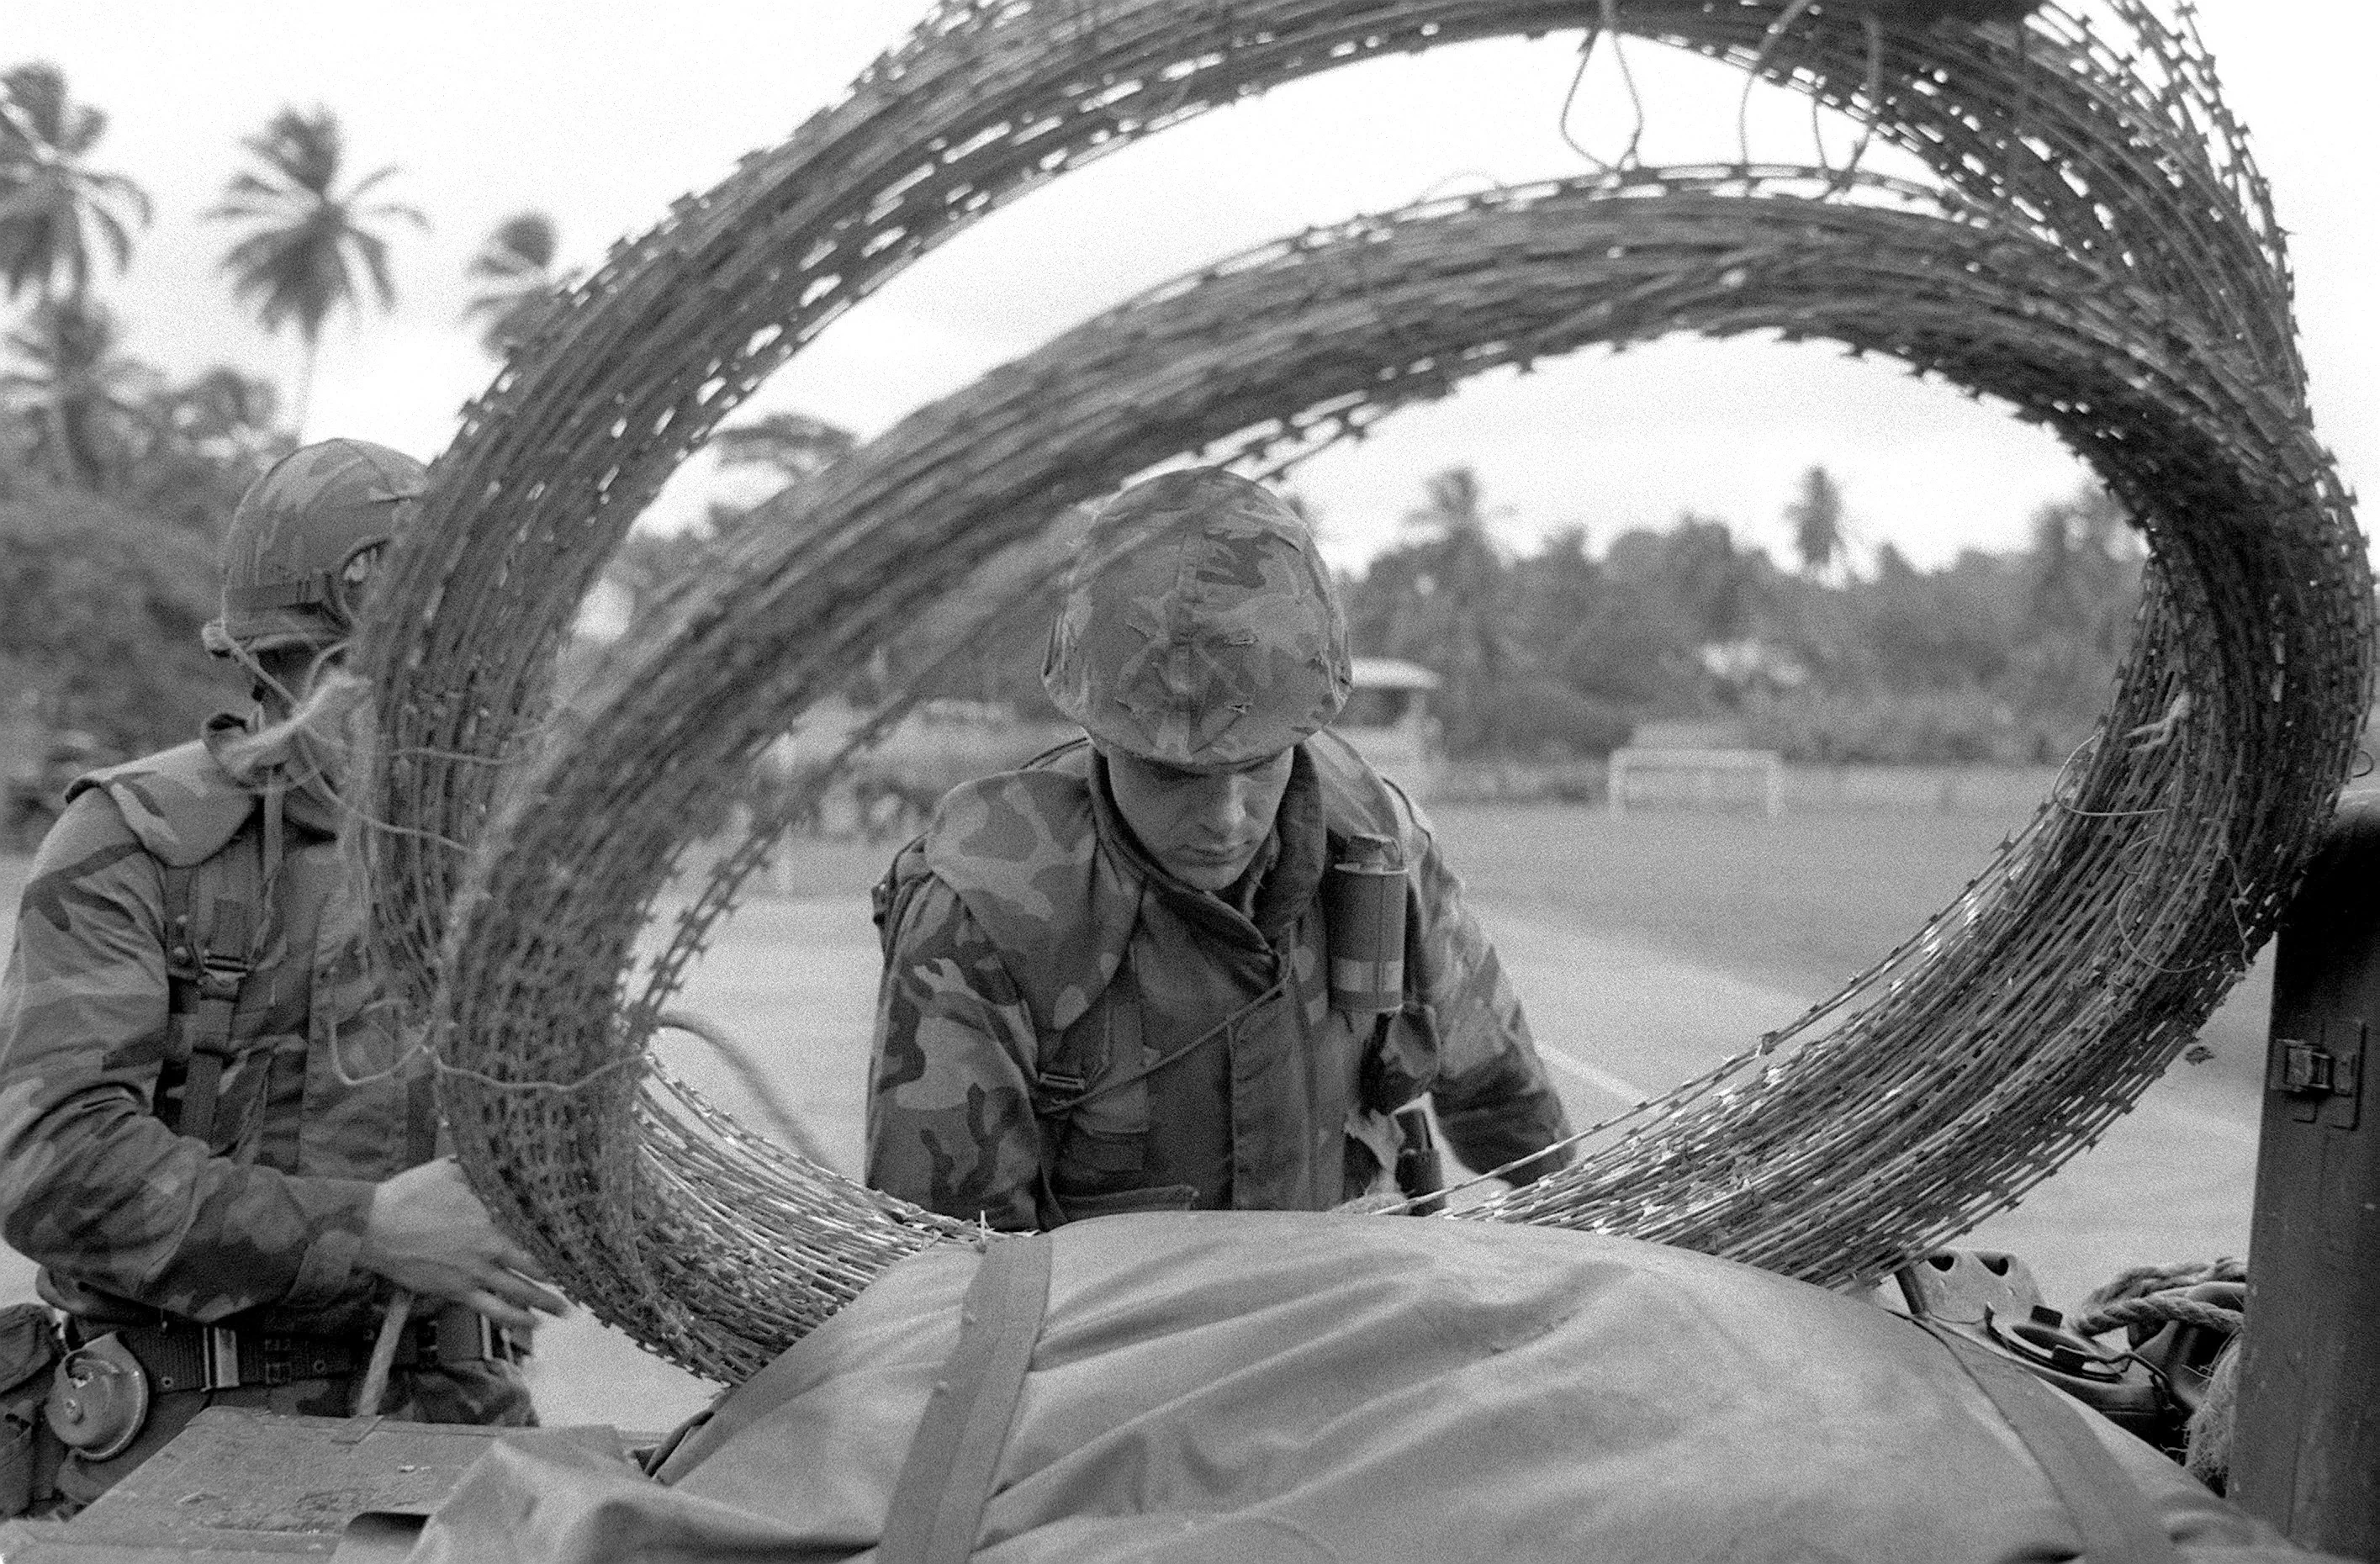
(878, 826), (1113, 1111)
(156, 800), (275, 1146)
(920, 762), (1134, 1043)
(904, 752), (1143, 1185)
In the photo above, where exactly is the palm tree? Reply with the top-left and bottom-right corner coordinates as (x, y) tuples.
(0, 295), (156, 489)
(1398, 466), (1514, 754)
(1785, 464), (1847, 579)
(1405, 468), (1506, 648)
(205, 105), (426, 434)
(0, 62), (151, 306)
(463, 210), (579, 356)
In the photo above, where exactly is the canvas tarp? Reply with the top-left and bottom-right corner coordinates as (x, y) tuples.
(408, 1213), (2324, 1563)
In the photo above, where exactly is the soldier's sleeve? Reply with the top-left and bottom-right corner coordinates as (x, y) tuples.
(864, 865), (1045, 1230)
(0, 791), (377, 1322)
(1395, 798), (1578, 1186)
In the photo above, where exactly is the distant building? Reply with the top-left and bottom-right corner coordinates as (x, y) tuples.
(1334, 656), (1443, 796)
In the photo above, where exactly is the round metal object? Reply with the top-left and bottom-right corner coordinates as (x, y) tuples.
(46, 1334), (151, 1462)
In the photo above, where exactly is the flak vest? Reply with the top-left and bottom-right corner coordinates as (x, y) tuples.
(47, 734), (436, 1325)
(895, 734), (1421, 1220)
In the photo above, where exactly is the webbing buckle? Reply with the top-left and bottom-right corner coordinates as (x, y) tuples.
(418, 1309), (503, 1366)
(201, 1326), (241, 1391)
(2271, 1023), (2365, 1128)
(194, 955), (251, 1005)
(1030, 1072), (1086, 1120)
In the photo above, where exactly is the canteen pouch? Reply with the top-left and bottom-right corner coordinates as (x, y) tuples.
(1325, 833), (1407, 1018)
(46, 1333), (150, 1465)
(0, 1302), (65, 1517)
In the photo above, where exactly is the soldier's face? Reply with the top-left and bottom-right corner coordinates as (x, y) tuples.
(1102, 746), (1295, 891)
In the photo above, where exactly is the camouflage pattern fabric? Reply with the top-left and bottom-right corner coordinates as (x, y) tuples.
(0, 724), (434, 1336)
(205, 439), (426, 655)
(1043, 468), (1352, 772)
(866, 732), (1574, 1228)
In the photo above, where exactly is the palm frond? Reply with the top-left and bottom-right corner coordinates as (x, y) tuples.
(346, 164), (404, 199)
(216, 169), (299, 203)
(352, 230), (396, 309)
(0, 64), (69, 147)
(93, 209), (133, 270)
(363, 199), (431, 230)
(259, 106), (343, 182)
(0, 61), (151, 297)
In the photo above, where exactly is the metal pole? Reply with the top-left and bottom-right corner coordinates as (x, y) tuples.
(2230, 793), (2380, 1558)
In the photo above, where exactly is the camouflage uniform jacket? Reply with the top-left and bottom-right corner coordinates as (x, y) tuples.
(0, 716), (435, 1334)
(866, 731), (1575, 1228)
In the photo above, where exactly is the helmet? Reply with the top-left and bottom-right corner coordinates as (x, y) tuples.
(202, 438), (427, 657)
(1043, 467), (1351, 771)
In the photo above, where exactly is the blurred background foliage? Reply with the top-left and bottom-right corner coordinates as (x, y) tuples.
(2, 56), (2145, 820)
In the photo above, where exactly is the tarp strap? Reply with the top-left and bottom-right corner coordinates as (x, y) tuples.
(1916, 1321), (2184, 1564)
(881, 1234), (1054, 1564)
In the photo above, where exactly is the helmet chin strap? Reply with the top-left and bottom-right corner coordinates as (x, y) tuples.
(224, 635), (351, 721)
(221, 637), (294, 716)
(212, 640), (365, 820)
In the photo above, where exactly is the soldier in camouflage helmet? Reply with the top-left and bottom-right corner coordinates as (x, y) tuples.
(1041, 463), (1353, 773)
(201, 436), (423, 660)
(865, 467), (1575, 1228)
(0, 441), (563, 1515)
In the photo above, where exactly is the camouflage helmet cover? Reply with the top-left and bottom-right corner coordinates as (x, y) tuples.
(1044, 467), (1351, 770)
(203, 438), (427, 656)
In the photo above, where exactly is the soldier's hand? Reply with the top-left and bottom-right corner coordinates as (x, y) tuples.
(360, 1158), (571, 1335)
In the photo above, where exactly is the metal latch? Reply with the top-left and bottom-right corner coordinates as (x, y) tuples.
(2270, 1022), (2364, 1128)
(2282, 1040), (2347, 1094)
(203, 1326), (242, 1391)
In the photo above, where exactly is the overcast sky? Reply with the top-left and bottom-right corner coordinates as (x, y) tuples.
(10, 3), (2372, 571)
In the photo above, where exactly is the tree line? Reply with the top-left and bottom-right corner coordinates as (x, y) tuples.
(897, 462), (2144, 769)
(2, 59), (2143, 779)
(1343, 464), (2140, 767)
(0, 61), (586, 758)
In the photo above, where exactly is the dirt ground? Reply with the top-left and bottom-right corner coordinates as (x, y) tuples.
(0, 795), (2270, 1432)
